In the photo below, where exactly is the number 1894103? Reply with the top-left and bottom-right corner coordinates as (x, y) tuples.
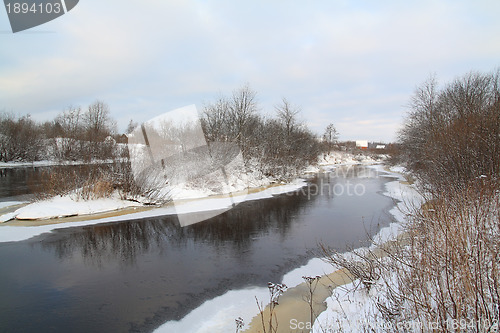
(5, 2), (62, 14)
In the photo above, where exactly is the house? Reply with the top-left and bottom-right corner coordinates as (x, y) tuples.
(355, 140), (368, 149)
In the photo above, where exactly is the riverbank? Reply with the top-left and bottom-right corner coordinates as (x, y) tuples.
(0, 159), (117, 169)
(0, 178), (310, 242)
(0, 151), (385, 226)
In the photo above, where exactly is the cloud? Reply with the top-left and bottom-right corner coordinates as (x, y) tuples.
(1, 0), (499, 141)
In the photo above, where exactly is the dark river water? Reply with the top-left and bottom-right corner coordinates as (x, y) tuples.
(0, 165), (395, 332)
(0, 167), (41, 201)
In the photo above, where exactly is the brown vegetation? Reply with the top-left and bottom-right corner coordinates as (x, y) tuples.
(326, 68), (500, 332)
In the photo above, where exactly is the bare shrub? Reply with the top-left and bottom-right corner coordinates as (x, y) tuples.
(321, 244), (382, 293)
(303, 275), (322, 328)
(333, 181), (500, 333)
(255, 282), (288, 333)
(29, 163), (140, 202)
(393, 181), (500, 332)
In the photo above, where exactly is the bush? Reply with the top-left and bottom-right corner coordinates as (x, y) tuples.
(30, 163), (137, 201)
(0, 113), (45, 162)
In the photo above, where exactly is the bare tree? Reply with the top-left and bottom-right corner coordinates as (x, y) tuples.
(201, 96), (231, 142)
(0, 113), (44, 162)
(53, 106), (84, 160)
(399, 69), (500, 191)
(84, 101), (117, 160)
(323, 123), (339, 150)
(201, 85), (321, 180)
(85, 100), (115, 142)
(126, 119), (138, 135)
(56, 106), (84, 139)
(275, 97), (299, 137)
(229, 84), (258, 152)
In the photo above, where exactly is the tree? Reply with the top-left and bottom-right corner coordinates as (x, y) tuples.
(275, 98), (299, 137)
(323, 123), (339, 151)
(54, 106), (84, 160)
(85, 100), (115, 142)
(201, 96), (231, 142)
(56, 106), (84, 139)
(201, 85), (321, 179)
(84, 101), (117, 160)
(126, 119), (138, 135)
(229, 84), (258, 153)
(399, 69), (500, 191)
(0, 113), (44, 162)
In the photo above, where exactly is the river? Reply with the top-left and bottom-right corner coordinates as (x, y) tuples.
(0, 165), (396, 332)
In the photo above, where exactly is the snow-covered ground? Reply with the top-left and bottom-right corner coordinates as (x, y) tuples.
(0, 159), (117, 169)
(9, 193), (142, 220)
(319, 151), (387, 167)
(0, 179), (308, 242)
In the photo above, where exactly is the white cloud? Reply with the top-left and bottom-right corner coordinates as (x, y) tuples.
(1, 0), (499, 140)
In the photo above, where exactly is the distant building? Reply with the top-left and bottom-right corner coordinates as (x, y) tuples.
(376, 144), (386, 149)
(356, 140), (368, 149)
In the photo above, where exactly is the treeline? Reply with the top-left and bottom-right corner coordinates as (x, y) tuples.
(398, 69), (500, 191)
(0, 100), (125, 162)
(201, 85), (324, 179)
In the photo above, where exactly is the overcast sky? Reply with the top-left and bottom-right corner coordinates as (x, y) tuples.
(1, 1), (499, 142)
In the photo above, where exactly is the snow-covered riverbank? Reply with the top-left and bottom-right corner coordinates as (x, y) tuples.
(0, 152), (385, 232)
(0, 159), (117, 169)
(0, 178), (308, 243)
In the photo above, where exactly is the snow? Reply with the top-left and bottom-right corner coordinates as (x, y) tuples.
(154, 288), (270, 333)
(319, 152), (387, 167)
(0, 155), (411, 333)
(0, 159), (116, 169)
(153, 258), (339, 333)
(282, 257), (337, 288)
(388, 165), (407, 174)
(0, 201), (25, 209)
(304, 165), (321, 173)
(12, 193), (142, 220)
(0, 179), (308, 243)
(312, 280), (383, 332)
(0, 212), (17, 223)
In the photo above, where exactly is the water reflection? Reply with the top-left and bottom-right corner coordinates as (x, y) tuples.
(42, 193), (312, 267)
(0, 166), (394, 333)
